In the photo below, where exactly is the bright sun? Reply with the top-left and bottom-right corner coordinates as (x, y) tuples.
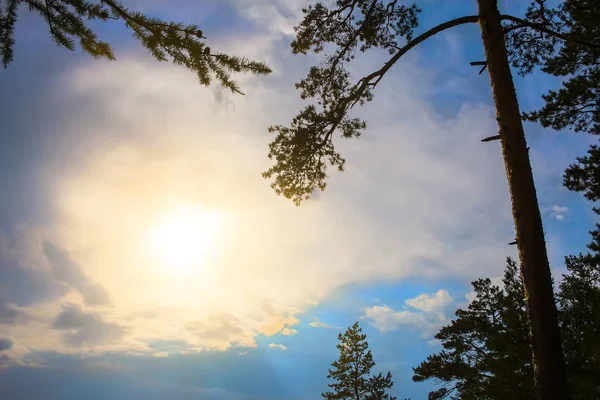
(147, 204), (221, 272)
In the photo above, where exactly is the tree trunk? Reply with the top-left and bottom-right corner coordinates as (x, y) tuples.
(476, 0), (570, 399)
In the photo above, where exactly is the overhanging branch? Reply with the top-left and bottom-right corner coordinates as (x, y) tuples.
(357, 14), (480, 94)
(501, 14), (600, 50)
(320, 14), (480, 143)
(345, 14), (480, 112)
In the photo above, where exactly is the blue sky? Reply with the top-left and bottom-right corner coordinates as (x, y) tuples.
(0, 1), (597, 399)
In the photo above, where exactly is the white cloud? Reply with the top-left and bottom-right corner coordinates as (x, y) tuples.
(545, 204), (569, 222)
(268, 343), (287, 351)
(238, 351), (248, 356)
(3, 5), (525, 360)
(465, 291), (477, 304)
(281, 327), (298, 335)
(363, 305), (432, 334)
(363, 290), (457, 336)
(552, 205), (569, 214)
(233, 0), (305, 36)
(308, 318), (338, 329)
(405, 290), (453, 320)
(52, 304), (126, 347)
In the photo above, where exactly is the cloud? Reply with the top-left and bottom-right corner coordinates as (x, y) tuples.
(0, 301), (27, 325)
(552, 205), (569, 213)
(0, 227), (110, 308)
(545, 204), (569, 222)
(52, 304), (126, 347)
(308, 318), (338, 329)
(43, 242), (110, 306)
(363, 290), (456, 336)
(0, 227), (69, 307)
(465, 291), (477, 304)
(404, 290), (453, 320)
(268, 343), (287, 351)
(281, 327), (297, 335)
(0, 338), (13, 351)
(1, 6), (524, 358)
(0, 354), (14, 369)
(185, 314), (257, 351)
(363, 305), (432, 334)
(234, 0), (304, 36)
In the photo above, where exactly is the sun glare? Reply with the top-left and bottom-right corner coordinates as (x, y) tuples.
(147, 204), (221, 272)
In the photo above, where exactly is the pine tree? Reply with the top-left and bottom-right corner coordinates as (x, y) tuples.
(559, 253), (600, 399)
(505, 0), (600, 135)
(0, 0), (271, 94)
(411, 150), (600, 399)
(366, 372), (396, 400)
(261, 1), (599, 397)
(412, 258), (536, 399)
(560, 148), (600, 399)
(564, 145), (600, 210)
(323, 322), (397, 400)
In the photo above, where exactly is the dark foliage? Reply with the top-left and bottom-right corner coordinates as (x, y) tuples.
(0, 0), (271, 93)
(263, 0), (427, 205)
(505, 0), (600, 135)
(412, 258), (536, 400)
(323, 322), (397, 400)
(412, 150), (600, 399)
(561, 147), (600, 399)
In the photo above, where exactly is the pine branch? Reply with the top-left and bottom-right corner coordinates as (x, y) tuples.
(1, 0), (21, 67)
(2, 0), (271, 93)
(264, 13), (479, 205)
(501, 14), (600, 50)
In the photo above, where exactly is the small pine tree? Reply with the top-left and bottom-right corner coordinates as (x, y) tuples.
(322, 322), (396, 400)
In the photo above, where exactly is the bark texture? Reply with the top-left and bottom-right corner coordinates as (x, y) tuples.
(476, 0), (570, 398)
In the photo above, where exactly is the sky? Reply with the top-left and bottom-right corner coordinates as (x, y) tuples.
(0, 0), (597, 399)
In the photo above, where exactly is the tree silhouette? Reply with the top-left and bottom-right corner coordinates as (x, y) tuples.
(560, 146), (600, 398)
(505, 0), (600, 136)
(413, 151), (600, 398)
(323, 322), (397, 400)
(0, 0), (271, 93)
(262, 1), (599, 397)
(413, 258), (536, 399)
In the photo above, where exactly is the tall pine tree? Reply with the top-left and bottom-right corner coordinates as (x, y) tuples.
(508, 4), (600, 393)
(0, 0), (271, 93)
(262, 1), (600, 396)
(412, 258), (536, 400)
(412, 148), (600, 398)
(560, 147), (600, 399)
(323, 322), (396, 400)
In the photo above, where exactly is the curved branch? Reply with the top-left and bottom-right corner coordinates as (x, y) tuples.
(501, 14), (600, 50)
(320, 15), (480, 144)
(502, 24), (524, 34)
(363, 14), (480, 87)
(348, 14), (480, 108)
(321, 15), (480, 144)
